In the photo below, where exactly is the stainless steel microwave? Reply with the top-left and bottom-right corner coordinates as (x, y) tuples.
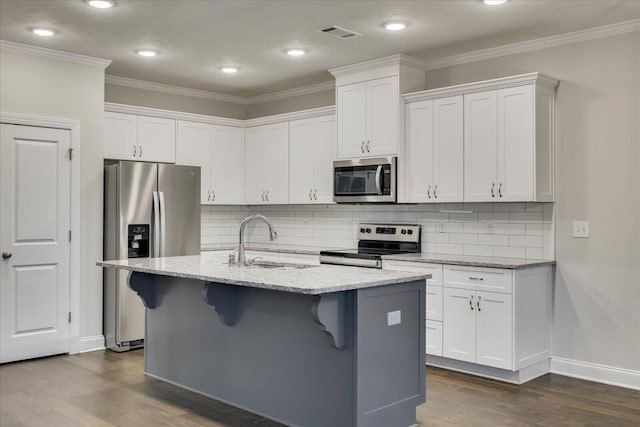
(333, 156), (397, 203)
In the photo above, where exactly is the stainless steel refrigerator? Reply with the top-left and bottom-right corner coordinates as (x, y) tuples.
(103, 161), (201, 352)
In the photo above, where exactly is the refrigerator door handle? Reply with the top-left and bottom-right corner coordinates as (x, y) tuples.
(159, 191), (167, 257)
(153, 191), (160, 257)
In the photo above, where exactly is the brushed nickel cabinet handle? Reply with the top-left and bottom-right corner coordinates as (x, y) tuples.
(138, 145), (142, 158)
(132, 145), (137, 157)
(427, 185), (431, 199)
(314, 189), (317, 200)
(477, 295), (482, 312)
(434, 185), (438, 199)
(469, 295), (474, 311)
(366, 140), (370, 153)
(498, 182), (503, 198)
(469, 276), (484, 281)
(491, 183), (495, 198)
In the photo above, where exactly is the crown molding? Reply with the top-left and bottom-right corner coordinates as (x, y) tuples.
(105, 75), (249, 105)
(329, 53), (427, 79)
(0, 40), (111, 69)
(248, 81), (335, 104)
(104, 102), (245, 127)
(424, 19), (640, 70)
(244, 105), (336, 127)
(403, 72), (559, 103)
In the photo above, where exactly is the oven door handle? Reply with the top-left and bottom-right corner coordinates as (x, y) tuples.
(375, 165), (383, 195)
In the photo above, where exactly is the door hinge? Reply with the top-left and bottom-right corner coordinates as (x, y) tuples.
(68, 312), (72, 323)
(68, 148), (73, 161)
(68, 230), (72, 241)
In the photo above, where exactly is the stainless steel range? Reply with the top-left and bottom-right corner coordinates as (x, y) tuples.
(320, 223), (421, 268)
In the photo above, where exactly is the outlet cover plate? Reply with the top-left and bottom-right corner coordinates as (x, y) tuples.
(573, 221), (590, 238)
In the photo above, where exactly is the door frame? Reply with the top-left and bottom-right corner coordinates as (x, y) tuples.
(0, 112), (82, 354)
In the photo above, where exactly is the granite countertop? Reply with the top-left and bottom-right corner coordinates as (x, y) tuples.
(97, 253), (430, 295)
(382, 253), (556, 269)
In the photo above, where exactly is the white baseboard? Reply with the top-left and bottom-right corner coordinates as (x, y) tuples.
(77, 335), (105, 353)
(550, 357), (640, 390)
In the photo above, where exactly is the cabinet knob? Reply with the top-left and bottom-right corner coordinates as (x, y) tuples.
(2, 251), (12, 259)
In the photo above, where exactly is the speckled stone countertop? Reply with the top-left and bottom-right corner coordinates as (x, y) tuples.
(382, 253), (556, 269)
(97, 252), (430, 295)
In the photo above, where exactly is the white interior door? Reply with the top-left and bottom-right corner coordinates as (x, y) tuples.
(1, 124), (71, 363)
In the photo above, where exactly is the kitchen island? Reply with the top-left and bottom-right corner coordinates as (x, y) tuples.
(98, 252), (430, 427)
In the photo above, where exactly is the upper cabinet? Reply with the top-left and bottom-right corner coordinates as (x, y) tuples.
(464, 78), (557, 202)
(404, 96), (464, 203)
(404, 73), (558, 203)
(104, 111), (176, 163)
(289, 115), (336, 204)
(330, 55), (426, 160)
(245, 122), (289, 205)
(176, 121), (243, 205)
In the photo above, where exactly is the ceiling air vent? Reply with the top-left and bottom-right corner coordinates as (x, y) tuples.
(319, 25), (361, 39)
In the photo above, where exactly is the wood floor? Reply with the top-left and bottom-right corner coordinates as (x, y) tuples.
(1, 350), (638, 427)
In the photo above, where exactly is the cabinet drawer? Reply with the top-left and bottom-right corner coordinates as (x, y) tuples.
(382, 261), (442, 286)
(426, 320), (443, 356)
(426, 285), (443, 321)
(444, 265), (512, 294)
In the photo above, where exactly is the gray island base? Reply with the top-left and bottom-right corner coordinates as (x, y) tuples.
(100, 255), (429, 427)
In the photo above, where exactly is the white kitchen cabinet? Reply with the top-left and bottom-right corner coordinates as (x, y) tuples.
(105, 112), (176, 163)
(177, 121), (243, 205)
(289, 115), (335, 204)
(405, 96), (463, 202)
(336, 76), (398, 159)
(245, 122), (289, 204)
(464, 82), (555, 202)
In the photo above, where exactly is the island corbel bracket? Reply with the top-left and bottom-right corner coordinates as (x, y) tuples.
(311, 292), (345, 350)
(202, 282), (236, 325)
(128, 272), (156, 309)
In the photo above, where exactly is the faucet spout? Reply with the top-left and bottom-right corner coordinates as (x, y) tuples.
(238, 214), (277, 266)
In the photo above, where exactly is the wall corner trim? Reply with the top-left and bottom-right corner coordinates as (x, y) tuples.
(550, 357), (640, 391)
(0, 40), (112, 68)
(424, 19), (640, 70)
(77, 335), (106, 353)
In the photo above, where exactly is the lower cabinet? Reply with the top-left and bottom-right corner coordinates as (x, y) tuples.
(383, 260), (552, 379)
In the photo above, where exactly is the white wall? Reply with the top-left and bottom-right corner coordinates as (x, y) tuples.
(0, 50), (107, 341)
(423, 31), (640, 373)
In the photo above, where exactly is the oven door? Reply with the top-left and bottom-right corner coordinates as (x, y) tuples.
(333, 156), (396, 203)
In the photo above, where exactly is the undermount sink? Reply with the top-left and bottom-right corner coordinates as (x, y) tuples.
(228, 259), (316, 270)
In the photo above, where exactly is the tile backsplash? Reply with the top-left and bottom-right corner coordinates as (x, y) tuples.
(201, 203), (555, 259)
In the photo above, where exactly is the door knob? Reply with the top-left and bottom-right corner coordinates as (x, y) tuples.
(2, 251), (12, 259)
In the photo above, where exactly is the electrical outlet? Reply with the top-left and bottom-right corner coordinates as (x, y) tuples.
(572, 221), (590, 238)
(387, 310), (401, 326)
(438, 221), (447, 233)
(487, 221), (494, 234)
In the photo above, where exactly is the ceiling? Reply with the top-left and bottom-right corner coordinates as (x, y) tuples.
(1, 0), (638, 98)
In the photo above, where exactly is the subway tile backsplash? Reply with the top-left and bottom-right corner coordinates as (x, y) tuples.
(201, 203), (555, 259)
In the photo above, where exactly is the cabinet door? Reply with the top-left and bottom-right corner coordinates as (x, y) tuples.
(426, 320), (443, 356)
(497, 85), (534, 201)
(104, 112), (137, 160)
(313, 115), (336, 204)
(244, 126), (268, 204)
(264, 122), (289, 204)
(336, 82), (366, 159)
(426, 285), (443, 322)
(475, 291), (513, 370)
(211, 125), (243, 204)
(137, 116), (176, 163)
(367, 75), (398, 156)
(443, 287), (476, 363)
(464, 91), (497, 202)
(404, 101), (434, 203)
(433, 96), (464, 202)
(289, 118), (316, 204)
(176, 121), (211, 204)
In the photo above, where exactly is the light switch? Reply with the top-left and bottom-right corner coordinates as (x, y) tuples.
(387, 310), (401, 326)
(572, 221), (590, 238)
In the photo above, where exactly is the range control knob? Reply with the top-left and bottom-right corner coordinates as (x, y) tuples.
(366, 228), (371, 233)
(401, 229), (407, 235)
(360, 228), (365, 233)
(407, 229), (413, 235)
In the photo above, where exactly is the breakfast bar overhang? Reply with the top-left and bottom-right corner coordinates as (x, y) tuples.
(98, 253), (430, 427)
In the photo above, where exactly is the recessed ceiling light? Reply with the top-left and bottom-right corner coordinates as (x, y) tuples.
(384, 21), (407, 31)
(87, 0), (115, 8)
(31, 28), (55, 37)
(136, 49), (157, 57)
(483, 0), (507, 5)
(285, 48), (307, 57)
(219, 66), (239, 74)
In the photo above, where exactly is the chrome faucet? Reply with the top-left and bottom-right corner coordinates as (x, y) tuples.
(238, 214), (277, 266)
